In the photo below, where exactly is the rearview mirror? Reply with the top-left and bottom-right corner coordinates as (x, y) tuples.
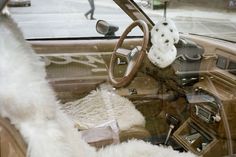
(96, 20), (119, 37)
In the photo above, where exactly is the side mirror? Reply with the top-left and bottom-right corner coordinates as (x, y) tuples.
(96, 20), (119, 37)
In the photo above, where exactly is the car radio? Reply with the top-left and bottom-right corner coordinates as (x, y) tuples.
(186, 90), (221, 124)
(194, 104), (213, 123)
(192, 103), (221, 124)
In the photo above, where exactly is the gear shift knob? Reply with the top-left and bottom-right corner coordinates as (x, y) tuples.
(166, 113), (180, 127)
(164, 114), (180, 145)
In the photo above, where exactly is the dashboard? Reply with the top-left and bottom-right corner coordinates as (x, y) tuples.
(172, 35), (236, 157)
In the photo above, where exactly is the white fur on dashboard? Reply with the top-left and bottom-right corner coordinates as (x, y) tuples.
(0, 15), (96, 157)
(148, 18), (179, 68)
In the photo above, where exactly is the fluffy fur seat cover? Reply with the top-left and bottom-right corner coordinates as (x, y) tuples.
(63, 88), (145, 131)
(0, 14), (196, 157)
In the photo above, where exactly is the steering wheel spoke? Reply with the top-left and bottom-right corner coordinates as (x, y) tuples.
(116, 48), (131, 57)
(116, 48), (132, 62)
(124, 61), (135, 76)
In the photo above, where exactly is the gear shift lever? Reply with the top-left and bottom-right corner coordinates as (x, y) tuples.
(164, 113), (180, 145)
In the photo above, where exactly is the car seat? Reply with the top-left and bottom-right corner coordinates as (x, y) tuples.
(62, 85), (150, 143)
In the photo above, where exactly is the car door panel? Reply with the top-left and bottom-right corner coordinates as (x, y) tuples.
(29, 38), (146, 102)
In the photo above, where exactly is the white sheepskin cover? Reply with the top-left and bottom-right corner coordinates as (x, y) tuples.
(0, 14), (196, 157)
(63, 89), (145, 131)
(148, 18), (179, 68)
(0, 15), (96, 157)
(98, 140), (195, 157)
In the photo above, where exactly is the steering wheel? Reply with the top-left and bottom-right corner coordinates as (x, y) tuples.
(108, 20), (149, 88)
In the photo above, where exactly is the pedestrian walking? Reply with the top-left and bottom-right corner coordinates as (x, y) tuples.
(84, 0), (95, 20)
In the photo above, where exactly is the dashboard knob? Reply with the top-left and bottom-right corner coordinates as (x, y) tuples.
(212, 114), (221, 122)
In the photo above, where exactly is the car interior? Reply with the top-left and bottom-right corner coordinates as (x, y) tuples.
(0, 0), (236, 157)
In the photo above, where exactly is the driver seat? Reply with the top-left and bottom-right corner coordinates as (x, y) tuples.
(62, 84), (150, 143)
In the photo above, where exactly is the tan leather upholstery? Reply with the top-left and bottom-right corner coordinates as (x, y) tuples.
(119, 126), (150, 142)
(0, 117), (26, 157)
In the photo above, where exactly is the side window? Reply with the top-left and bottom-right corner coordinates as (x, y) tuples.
(9, 0), (142, 39)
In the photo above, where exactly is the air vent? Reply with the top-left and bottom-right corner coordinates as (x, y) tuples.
(216, 56), (227, 69)
(228, 60), (236, 75)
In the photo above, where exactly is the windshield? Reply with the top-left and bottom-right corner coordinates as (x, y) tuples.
(134, 0), (236, 42)
(9, 0), (144, 39)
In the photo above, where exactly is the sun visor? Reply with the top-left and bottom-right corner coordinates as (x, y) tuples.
(0, 0), (9, 12)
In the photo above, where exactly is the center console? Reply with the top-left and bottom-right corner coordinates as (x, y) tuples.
(173, 118), (218, 156)
(173, 77), (236, 156)
(173, 90), (220, 156)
